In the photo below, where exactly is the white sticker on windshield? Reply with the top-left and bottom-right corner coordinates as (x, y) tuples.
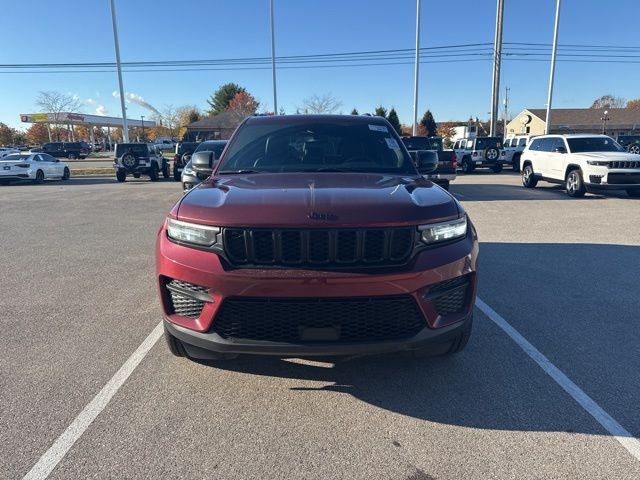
(369, 124), (388, 132)
(385, 138), (399, 149)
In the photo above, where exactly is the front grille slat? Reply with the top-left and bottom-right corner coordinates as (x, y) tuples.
(223, 227), (414, 268)
(213, 296), (425, 343)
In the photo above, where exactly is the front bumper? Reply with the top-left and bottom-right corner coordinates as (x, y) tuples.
(585, 167), (640, 190)
(156, 222), (479, 357)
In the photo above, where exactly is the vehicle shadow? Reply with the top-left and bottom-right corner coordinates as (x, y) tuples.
(449, 183), (629, 201)
(196, 242), (640, 436)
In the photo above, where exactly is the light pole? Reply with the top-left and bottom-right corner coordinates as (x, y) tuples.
(490, 0), (504, 137)
(601, 110), (610, 134)
(545, 0), (562, 135)
(110, 0), (129, 142)
(141, 115), (145, 140)
(270, 0), (278, 114)
(412, 0), (421, 136)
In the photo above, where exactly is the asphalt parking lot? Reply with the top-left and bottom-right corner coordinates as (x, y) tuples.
(1, 172), (639, 479)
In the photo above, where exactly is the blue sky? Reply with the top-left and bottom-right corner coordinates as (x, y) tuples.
(1, 0), (640, 130)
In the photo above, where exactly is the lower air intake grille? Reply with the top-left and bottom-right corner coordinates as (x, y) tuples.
(212, 296), (425, 343)
(166, 279), (209, 319)
(427, 276), (470, 316)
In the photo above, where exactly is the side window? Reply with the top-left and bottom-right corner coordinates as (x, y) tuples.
(537, 138), (553, 152)
(453, 140), (459, 149)
(518, 138), (527, 147)
(35, 155), (43, 162)
(466, 140), (473, 150)
(529, 139), (541, 151)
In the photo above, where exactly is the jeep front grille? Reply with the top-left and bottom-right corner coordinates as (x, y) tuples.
(610, 160), (640, 169)
(222, 227), (414, 268)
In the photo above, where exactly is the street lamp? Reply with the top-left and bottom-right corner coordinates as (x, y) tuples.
(141, 115), (145, 141)
(601, 110), (610, 134)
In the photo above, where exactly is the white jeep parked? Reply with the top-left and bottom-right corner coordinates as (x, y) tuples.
(504, 135), (534, 172)
(520, 134), (640, 198)
(453, 137), (507, 173)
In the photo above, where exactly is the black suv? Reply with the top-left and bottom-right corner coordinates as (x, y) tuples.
(172, 141), (201, 181)
(616, 135), (640, 154)
(36, 142), (88, 159)
(113, 143), (169, 182)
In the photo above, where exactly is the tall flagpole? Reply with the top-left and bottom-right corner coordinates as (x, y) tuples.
(270, 0), (278, 115)
(545, 0), (562, 134)
(412, 0), (421, 135)
(110, 0), (129, 142)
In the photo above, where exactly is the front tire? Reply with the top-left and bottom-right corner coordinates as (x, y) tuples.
(437, 180), (450, 191)
(116, 169), (127, 182)
(164, 327), (187, 357)
(149, 163), (159, 181)
(522, 164), (537, 188)
(566, 169), (586, 197)
(162, 160), (170, 179)
(33, 169), (45, 184)
(62, 167), (70, 180)
(133, 173), (141, 178)
(462, 157), (474, 174)
(491, 165), (503, 173)
(512, 153), (521, 172)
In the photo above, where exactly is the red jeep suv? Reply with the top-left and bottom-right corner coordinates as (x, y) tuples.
(156, 115), (478, 361)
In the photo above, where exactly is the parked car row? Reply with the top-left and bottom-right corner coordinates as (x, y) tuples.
(31, 142), (91, 159)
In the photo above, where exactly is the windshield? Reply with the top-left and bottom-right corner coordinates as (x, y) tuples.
(194, 142), (227, 157)
(218, 122), (416, 175)
(475, 137), (502, 149)
(403, 137), (443, 151)
(567, 137), (624, 153)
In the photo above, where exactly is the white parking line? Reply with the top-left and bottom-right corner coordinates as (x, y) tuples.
(476, 297), (640, 462)
(22, 322), (164, 480)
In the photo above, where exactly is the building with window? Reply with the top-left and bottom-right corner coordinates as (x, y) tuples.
(506, 108), (640, 137)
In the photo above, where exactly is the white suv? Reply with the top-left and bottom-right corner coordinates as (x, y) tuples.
(520, 134), (640, 198)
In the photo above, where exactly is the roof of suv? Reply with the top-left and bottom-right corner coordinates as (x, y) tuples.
(534, 134), (612, 138)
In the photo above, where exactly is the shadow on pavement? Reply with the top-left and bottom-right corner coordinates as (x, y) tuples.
(195, 242), (639, 436)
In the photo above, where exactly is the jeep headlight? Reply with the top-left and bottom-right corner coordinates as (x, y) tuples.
(419, 216), (467, 244)
(586, 160), (609, 166)
(166, 218), (219, 246)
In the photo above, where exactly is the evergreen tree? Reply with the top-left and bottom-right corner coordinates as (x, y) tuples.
(374, 106), (388, 118)
(207, 83), (246, 115)
(351, 108), (359, 115)
(420, 110), (437, 136)
(387, 108), (402, 135)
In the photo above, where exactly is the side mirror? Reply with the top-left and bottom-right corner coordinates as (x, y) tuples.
(554, 146), (567, 154)
(411, 150), (438, 174)
(191, 151), (216, 176)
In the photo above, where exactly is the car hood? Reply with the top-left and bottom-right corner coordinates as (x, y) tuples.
(176, 172), (461, 228)
(572, 151), (640, 161)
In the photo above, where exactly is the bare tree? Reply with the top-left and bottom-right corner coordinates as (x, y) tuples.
(156, 105), (180, 139)
(590, 94), (626, 109)
(35, 91), (83, 140)
(299, 93), (343, 114)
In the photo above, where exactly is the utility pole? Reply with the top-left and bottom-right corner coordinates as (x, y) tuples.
(490, 0), (504, 137)
(545, 0), (562, 134)
(503, 86), (509, 136)
(412, 0), (421, 136)
(141, 115), (145, 140)
(270, 0), (278, 115)
(110, 0), (129, 142)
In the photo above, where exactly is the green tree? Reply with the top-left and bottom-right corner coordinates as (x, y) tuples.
(374, 106), (387, 118)
(420, 110), (437, 136)
(387, 108), (402, 135)
(207, 83), (246, 115)
(351, 108), (359, 115)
